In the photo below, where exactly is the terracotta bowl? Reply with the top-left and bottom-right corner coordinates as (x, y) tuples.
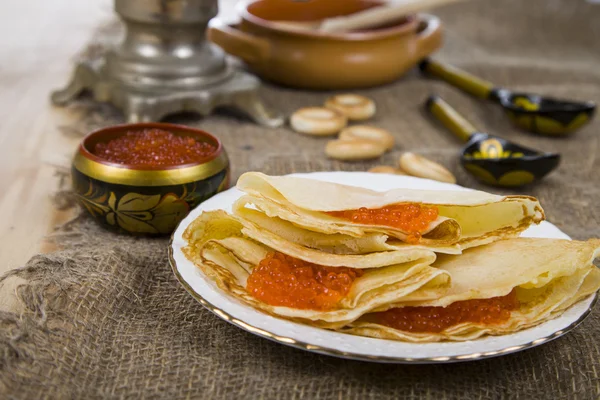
(208, 0), (443, 90)
(72, 123), (230, 235)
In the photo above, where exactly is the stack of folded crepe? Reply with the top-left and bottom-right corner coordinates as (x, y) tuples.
(183, 172), (600, 342)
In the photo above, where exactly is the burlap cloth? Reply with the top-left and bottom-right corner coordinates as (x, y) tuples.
(2, 0), (600, 398)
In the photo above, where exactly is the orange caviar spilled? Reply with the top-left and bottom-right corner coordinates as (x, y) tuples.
(246, 252), (364, 311)
(373, 290), (519, 333)
(326, 204), (439, 243)
(93, 129), (217, 166)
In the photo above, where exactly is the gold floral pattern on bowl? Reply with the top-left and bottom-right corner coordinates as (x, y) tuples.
(463, 138), (524, 160)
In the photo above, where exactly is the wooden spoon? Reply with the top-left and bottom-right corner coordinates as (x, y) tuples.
(272, 0), (468, 33)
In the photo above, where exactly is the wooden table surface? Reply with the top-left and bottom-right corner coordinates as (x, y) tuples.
(0, 0), (113, 275)
(0, 0), (239, 276)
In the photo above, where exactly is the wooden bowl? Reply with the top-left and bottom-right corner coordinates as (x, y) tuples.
(72, 123), (230, 235)
(208, 0), (442, 90)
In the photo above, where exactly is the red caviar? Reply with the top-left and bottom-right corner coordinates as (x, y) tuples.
(372, 290), (519, 333)
(93, 129), (217, 166)
(246, 252), (364, 311)
(326, 204), (439, 243)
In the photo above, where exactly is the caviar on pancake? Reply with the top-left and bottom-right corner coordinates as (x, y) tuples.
(93, 128), (217, 167)
(246, 252), (364, 311)
(326, 204), (439, 243)
(371, 290), (519, 333)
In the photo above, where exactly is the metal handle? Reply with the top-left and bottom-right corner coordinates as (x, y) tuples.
(425, 95), (479, 142)
(419, 59), (495, 100)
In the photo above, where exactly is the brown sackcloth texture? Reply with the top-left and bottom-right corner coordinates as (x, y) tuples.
(2, 0), (600, 398)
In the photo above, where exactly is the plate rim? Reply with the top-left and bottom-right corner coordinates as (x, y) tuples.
(168, 172), (598, 364)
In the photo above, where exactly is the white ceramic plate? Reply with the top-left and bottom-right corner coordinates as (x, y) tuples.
(169, 172), (597, 363)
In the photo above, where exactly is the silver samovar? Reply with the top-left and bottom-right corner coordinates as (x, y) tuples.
(52, 0), (283, 127)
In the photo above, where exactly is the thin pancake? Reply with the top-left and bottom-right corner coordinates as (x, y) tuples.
(341, 238), (600, 342)
(233, 203), (461, 255)
(236, 172), (544, 249)
(182, 210), (450, 328)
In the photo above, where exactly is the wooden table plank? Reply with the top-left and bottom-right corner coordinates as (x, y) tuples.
(0, 0), (112, 273)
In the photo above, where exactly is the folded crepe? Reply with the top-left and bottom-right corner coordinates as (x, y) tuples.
(340, 238), (600, 342)
(236, 172), (544, 250)
(182, 210), (450, 328)
(233, 204), (462, 255)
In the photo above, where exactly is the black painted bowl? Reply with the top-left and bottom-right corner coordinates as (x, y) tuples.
(499, 92), (596, 136)
(72, 123), (230, 235)
(460, 133), (560, 187)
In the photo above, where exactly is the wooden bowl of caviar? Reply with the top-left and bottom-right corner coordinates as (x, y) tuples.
(72, 123), (229, 235)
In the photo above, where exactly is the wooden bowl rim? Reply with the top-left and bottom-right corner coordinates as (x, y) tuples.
(240, 0), (420, 41)
(79, 122), (224, 172)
